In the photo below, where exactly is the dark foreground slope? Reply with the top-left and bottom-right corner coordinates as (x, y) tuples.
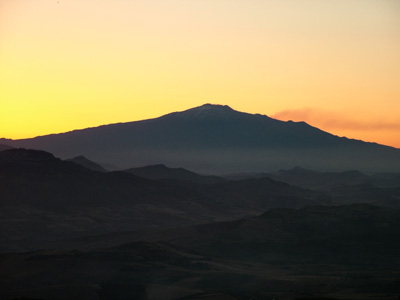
(0, 143), (14, 151)
(0, 149), (322, 252)
(1, 204), (399, 300)
(2, 104), (400, 173)
(166, 204), (400, 264)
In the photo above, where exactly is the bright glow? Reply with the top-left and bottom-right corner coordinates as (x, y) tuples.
(1, 0), (399, 147)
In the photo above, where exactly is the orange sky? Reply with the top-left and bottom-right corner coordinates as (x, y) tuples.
(1, 0), (399, 148)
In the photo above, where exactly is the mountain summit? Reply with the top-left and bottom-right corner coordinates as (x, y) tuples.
(167, 104), (239, 120)
(164, 103), (265, 121)
(2, 104), (400, 173)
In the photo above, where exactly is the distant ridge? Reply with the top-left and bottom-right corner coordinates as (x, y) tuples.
(124, 164), (224, 184)
(2, 104), (400, 173)
(66, 155), (107, 172)
(0, 148), (56, 163)
(0, 148), (326, 251)
(267, 167), (370, 189)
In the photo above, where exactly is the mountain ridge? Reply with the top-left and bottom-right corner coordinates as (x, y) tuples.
(66, 155), (108, 172)
(0, 104), (355, 142)
(0, 148), (325, 251)
(0, 104), (395, 147)
(123, 163), (225, 184)
(2, 104), (400, 173)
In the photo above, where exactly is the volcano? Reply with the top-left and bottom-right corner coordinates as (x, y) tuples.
(2, 104), (400, 173)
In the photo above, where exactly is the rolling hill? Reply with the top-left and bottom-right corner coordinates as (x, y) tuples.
(1, 204), (399, 300)
(0, 148), (322, 252)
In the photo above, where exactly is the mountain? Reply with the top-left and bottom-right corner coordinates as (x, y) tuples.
(0, 148), (323, 252)
(1, 148), (400, 299)
(1, 104), (400, 173)
(66, 155), (108, 172)
(123, 164), (225, 183)
(3, 147), (398, 252)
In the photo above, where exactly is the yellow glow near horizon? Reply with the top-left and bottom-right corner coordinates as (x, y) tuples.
(1, 0), (399, 147)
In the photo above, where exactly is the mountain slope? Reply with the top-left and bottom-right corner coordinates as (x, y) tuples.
(124, 164), (224, 183)
(2, 104), (400, 172)
(0, 148), (323, 251)
(66, 155), (108, 172)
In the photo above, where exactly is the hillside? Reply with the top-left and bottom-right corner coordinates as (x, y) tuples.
(1, 204), (399, 300)
(66, 155), (108, 172)
(0, 148), (322, 252)
(124, 164), (224, 183)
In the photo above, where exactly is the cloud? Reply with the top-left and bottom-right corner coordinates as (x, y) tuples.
(271, 108), (400, 131)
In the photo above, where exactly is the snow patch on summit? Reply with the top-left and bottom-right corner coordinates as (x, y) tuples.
(176, 103), (239, 120)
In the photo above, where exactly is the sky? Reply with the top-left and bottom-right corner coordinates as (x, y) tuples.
(1, 0), (399, 148)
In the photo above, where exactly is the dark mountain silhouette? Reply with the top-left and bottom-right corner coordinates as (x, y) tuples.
(1, 148), (400, 299)
(0, 148), (323, 252)
(0, 143), (14, 151)
(123, 164), (225, 183)
(2, 104), (400, 173)
(66, 155), (108, 172)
